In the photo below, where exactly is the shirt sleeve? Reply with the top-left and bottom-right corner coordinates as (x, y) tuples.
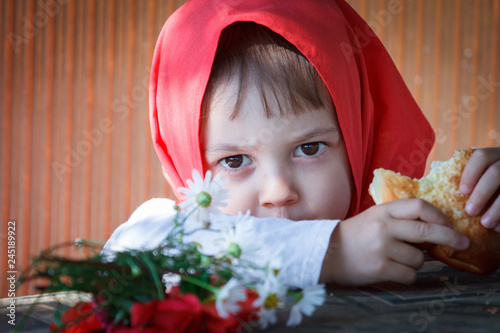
(102, 198), (339, 288)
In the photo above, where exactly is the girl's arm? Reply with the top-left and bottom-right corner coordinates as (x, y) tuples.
(102, 198), (339, 289)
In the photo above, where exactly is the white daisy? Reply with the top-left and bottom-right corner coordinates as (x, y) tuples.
(215, 278), (248, 318)
(286, 284), (326, 327)
(214, 210), (263, 261)
(253, 272), (287, 329)
(258, 307), (278, 329)
(266, 245), (286, 277)
(177, 170), (230, 227)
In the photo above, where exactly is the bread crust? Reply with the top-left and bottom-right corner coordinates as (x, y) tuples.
(369, 149), (500, 275)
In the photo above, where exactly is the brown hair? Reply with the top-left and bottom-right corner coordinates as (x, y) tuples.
(202, 22), (333, 119)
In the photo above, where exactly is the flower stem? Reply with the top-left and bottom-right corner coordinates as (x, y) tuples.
(180, 275), (218, 294)
(140, 253), (165, 300)
(183, 227), (219, 237)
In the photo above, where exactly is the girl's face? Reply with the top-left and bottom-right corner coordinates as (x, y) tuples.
(201, 79), (354, 221)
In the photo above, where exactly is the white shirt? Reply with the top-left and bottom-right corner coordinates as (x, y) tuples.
(102, 198), (339, 288)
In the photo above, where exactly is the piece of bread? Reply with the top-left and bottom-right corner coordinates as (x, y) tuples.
(369, 148), (500, 275)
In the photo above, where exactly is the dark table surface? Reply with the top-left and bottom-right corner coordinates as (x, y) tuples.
(2, 260), (500, 333)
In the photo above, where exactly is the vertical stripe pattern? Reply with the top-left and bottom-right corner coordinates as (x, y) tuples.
(1, 0), (499, 296)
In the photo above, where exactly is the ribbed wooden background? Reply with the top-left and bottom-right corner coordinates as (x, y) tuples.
(349, 0), (500, 161)
(1, 0), (499, 297)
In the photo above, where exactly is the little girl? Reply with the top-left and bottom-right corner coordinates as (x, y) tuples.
(104, 0), (500, 287)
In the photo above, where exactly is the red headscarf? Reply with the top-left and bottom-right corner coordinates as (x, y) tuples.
(149, 0), (435, 216)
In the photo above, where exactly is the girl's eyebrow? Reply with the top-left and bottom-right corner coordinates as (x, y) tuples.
(204, 143), (250, 155)
(204, 127), (340, 156)
(292, 127), (340, 143)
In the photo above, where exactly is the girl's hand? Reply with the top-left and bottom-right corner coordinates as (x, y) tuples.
(460, 147), (500, 231)
(318, 199), (469, 286)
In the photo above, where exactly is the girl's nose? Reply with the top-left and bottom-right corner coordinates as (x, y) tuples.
(259, 170), (299, 208)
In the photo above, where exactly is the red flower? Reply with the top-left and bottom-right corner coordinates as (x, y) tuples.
(129, 300), (156, 328)
(226, 289), (260, 333)
(201, 302), (237, 333)
(91, 287), (260, 333)
(107, 327), (162, 333)
(155, 293), (203, 332)
(127, 293), (203, 333)
(123, 289), (258, 333)
(50, 302), (105, 333)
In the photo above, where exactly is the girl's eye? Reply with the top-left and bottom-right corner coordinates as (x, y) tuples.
(219, 155), (251, 169)
(294, 142), (326, 157)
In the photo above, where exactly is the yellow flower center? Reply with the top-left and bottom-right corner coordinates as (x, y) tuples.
(263, 293), (279, 309)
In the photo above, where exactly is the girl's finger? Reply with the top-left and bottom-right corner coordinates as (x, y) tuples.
(390, 219), (469, 251)
(465, 160), (500, 216)
(386, 199), (450, 227)
(386, 241), (425, 270)
(460, 148), (500, 195)
(483, 192), (500, 230)
(380, 260), (418, 285)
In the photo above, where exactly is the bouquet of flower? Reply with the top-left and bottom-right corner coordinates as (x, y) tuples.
(19, 170), (326, 332)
